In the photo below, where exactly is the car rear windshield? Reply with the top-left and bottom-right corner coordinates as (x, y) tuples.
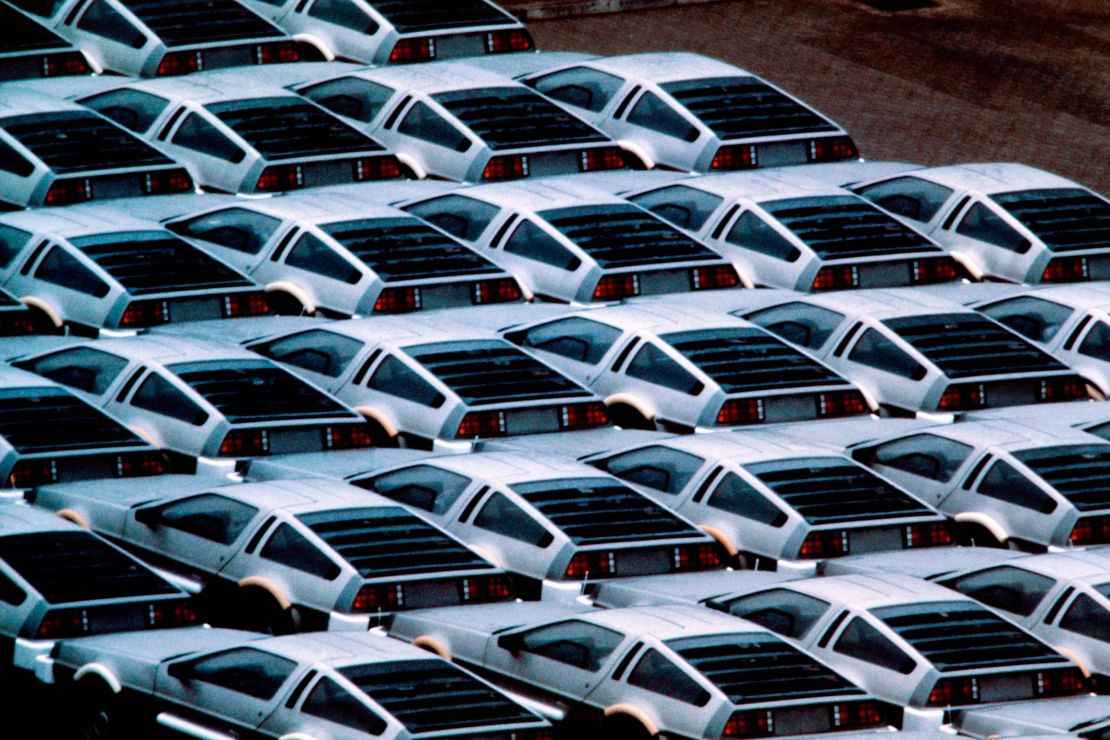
(0, 2), (69, 52)
(760, 195), (940, 260)
(991, 188), (1110, 253)
(661, 328), (845, 393)
(320, 217), (500, 281)
(872, 601), (1071, 672)
(0, 387), (145, 454)
(68, 232), (251, 296)
(208, 98), (382, 159)
(883, 313), (1066, 378)
(540, 204), (720, 268)
(511, 477), (702, 545)
(0, 530), (177, 603)
(668, 632), (862, 704)
(1013, 444), (1110, 512)
(744, 457), (936, 523)
(407, 340), (590, 405)
(433, 87), (607, 150)
(661, 76), (839, 140)
(169, 360), (352, 422)
(341, 659), (537, 734)
(298, 507), (491, 578)
(2, 111), (172, 173)
(120, 0), (281, 46)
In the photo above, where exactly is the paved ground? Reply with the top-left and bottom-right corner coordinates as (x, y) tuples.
(509, 0), (1110, 192)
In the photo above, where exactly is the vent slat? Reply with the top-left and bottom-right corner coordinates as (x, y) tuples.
(172, 361), (351, 422)
(433, 88), (606, 150)
(1014, 445), (1110, 512)
(3, 112), (171, 173)
(70, 234), (250, 296)
(0, 390), (144, 453)
(661, 76), (838, 139)
(120, 0), (282, 45)
(369, 0), (515, 32)
(762, 196), (940, 259)
(542, 204), (719, 268)
(209, 99), (382, 159)
(993, 188), (1110, 253)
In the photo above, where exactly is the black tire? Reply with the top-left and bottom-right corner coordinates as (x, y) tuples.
(361, 418), (397, 448)
(956, 522), (1004, 549)
(236, 589), (295, 635)
(607, 403), (655, 431)
(599, 714), (653, 740)
(265, 291), (309, 316)
(75, 681), (123, 740)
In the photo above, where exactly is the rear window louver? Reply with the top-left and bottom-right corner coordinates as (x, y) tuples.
(513, 478), (703, 545)
(0, 531), (177, 603)
(745, 457), (936, 523)
(874, 601), (1071, 672)
(121, 0), (282, 45)
(1014, 444), (1110, 512)
(3, 112), (172, 173)
(172, 361), (352, 422)
(0, 3), (70, 52)
(542, 204), (720, 268)
(762, 195), (941, 260)
(299, 508), (491, 578)
(0, 389), (145, 454)
(409, 340), (590, 405)
(342, 659), (538, 734)
(664, 328), (847, 393)
(209, 99), (382, 159)
(992, 188), (1110, 253)
(320, 217), (500, 282)
(671, 634), (863, 704)
(884, 313), (1067, 378)
(0, 289), (21, 308)
(371, 0), (516, 32)
(661, 76), (839, 139)
(70, 234), (251, 296)
(433, 87), (607, 150)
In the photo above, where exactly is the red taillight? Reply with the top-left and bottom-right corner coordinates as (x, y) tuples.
(256, 165), (304, 192)
(928, 677), (979, 706)
(799, 530), (848, 558)
(44, 178), (91, 206)
(472, 278), (522, 304)
(560, 403), (609, 430)
(115, 452), (167, 478)
(457, 411), (505, 438)
(119, 299), (169, 328)
(812, 265), (859, 291)
(355, 156), (403, 181)
(691, 265), (740, 290)
(482, 155), (529, 181)
(1070, 516), (1110, 545)
(711, 144), (756, 171)
(809, 136), (858, 162)
(1042, 257), (1090, 282)
(818, 390), (868, 417)
(912, 257), (961, 284)
(144, 168), (193, 195)
(324, 425), (374, 450)
(256, 41), (300, 65)
(1036, 669), (1087, 697)
(592, 274), (640, 300)
(42, 52), (90, 77)
(223, 293), (270, 319)
(564, 551), (616, 580)
(723, 709), (773, 738)
(1041, 377), (1087, 402)
(462, 575), (515, 603)
(673, 544), (722, 571)
(7, 459), (58, 488)
(937, 383), (987, 411)
(156, 51), (201, 76)
(218, 429), (269, 456)
(36, 609), (84, 638)
(353, 583), (403, 612)
(150, 600), (198, 628)
(716, 398), (764, 425)
(579, 147), (626, 172)
(485, 29), (534, 54)
(389, 37), (435, 63)
(373, 287), (421, 313)
(903, 522), (955, 548)
(831, 701), (885, 729)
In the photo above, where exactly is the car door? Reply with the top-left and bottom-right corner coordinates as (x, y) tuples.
(611, 339), (711, 427)
(1041, 585), (1110, 674)
(386, 98), (475, 181)
(291, 0), (386, 63)
(612, 88), (705, 171)
(274, 229), (367, 313)
(936, 196), (1034, 281)
(835, 324), (929, 411)
(496, 217), (584, 303)
(157, 107), (250, 192)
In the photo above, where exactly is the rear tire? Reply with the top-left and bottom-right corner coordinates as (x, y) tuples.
(607, 403), (655, 431)
(600, 714), (653, 740)
(75, 681), (123, 740)
(236, 588), (295, 635)
(266, 291), (310, 316)
(956, 523), (1004, 549)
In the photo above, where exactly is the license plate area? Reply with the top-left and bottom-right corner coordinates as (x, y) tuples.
(526, 151), (581, 177)
(504, 407), (562, 435)
(978, 672), (1035, 703)
(857, 260), (913, 287)
(757, 142), (808, 167)
(168, 297), (224, 322)
(763, 394), (821, 423)
(849, 526), (904, 552)
(638, 269), (691, 295)
(615, 548), (673, 577)
(403, 579), (462, 609)
(266, 427), (324, 454)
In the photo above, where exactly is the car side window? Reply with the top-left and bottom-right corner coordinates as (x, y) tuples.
(307, 0), (379, 33)
(168, 207), (283, 255)
(300, 77), (393, 123)
(404, 196), (501, 242)
(1079, 320), (1110, 362)
(283, 232), (361, 284)
(723, 589), (831, 639)
(515, 620), (623, 671)
(624, 343), (702, 394)
(976, 460), (1057, 513)
(0, 568), (26, 606)
(855, 176), (955, 223)
(629, 186), (724, 232)
(472, 492), (553, 547)
(529, 67), (625, 113)
(80, 90), (170, 134)
(253, 330), (363, 379)
(706, 472), (787, 527)
(626, 649), (709, 706)
(725, 211), (800, 262)
(180, 648), (297, 700)
(868, 433), (974, 482)
(955, 202), (1030, 252)
(76, 0), (147, 48)
(503, 220), (580, 271)
(0, 225), (33, 267)
(130, 373), (209, 425)
(0, 139), (35, 178)
(8, 0), (66, 18)
(301, 677), (387, 733)
(18, 348), (129, 395)
(834, 617), (916, 674)
(397, 102), (470, 152)
(172, 113), (246, 164)
(367, 464), (472, 515)
(980, 297), (1075, 344)
(366, 355), (444, 407)
(511, 317), (622, 365)
(745, 302), (845, 351)
(599, 445), (705, 495)
(149, 494), (258, 545)
(260, 522), (341, 580)
(942, 566), (1055, 617)
(1058, 594), (1109, 642)
(34, 247), (109, 297)
(848, 329), (926, 380)
(625, 91), (699, 142)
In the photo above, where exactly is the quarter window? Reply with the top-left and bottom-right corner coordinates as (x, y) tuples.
(956, 202), (1030, 252)
(1079, 321), (1110, 362)
(980, 297), (1074, 344)
(630, 185), (724, 232)
(168, 207), (283, 255)
(366, 356), (444, 408)
(848, 329), (926, 380)
(834, 617), (916, 674)
(599, 445), (705, 495)
(515, 620), (623, 671)
(397, 102), (470, 152)
(855, 176), (954, 223)
(18, 348), (128, 396)
(625, 343), (702, 395)
(976, 460), (1057, 513)
(76, 0), (146, 48)
(706, 472), (787, 527)
(943, 566), (1055, 617)
(404, 195), (500, 242)
(180, 648), (297, 700)
(284, 232), (361, 284)
(172, 113), (246, 164)
(867, 433), (974, 482)
(301, 677), (387, 733)
(1059, 593), (1109, 642)
(34, 247), (109, 297)
(503, 220), (580, 271)
(529, 67), (625, 113)
(148, 494), (258, 545)
(130, 373), (208, 425)
(745, 302), (845, 351)
(472, 492), (553, 548)
(253, 330), (363, 379)
(301, 77), (394, 123)
(260, 523), (341, 580)
(626, 649), (709, 706)
(511, 317), (622, 365)
(80, 90), (170, 134)
(725, 211), (800, 262)
(366, 465), (472, 516)
(723, 588), (830, 639)
(626, 91), (699, 142)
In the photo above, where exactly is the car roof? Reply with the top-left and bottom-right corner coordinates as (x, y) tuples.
(225, 191), (415, 225)
(192, 62), (364, 91)
(907, 163), (1083, 194)
(307, 314), (501, 347)
(965, 400), (1110, 429)
(476, 427), (673, 458)
(460, 51), (596, 80)
(449, 178), (627, 212)
(67, 192), (238, 224)
(584, 51), (750, 84)
(769, 417), (939, 449)
(58, 334), (267, 364)
(954, 694), (1110, 729)
(823, 547), (1029, 580)
(914, 419), (1106, 451)
(800, 287), (972, 319)
(551, 301), (766, 335)
(345, 61), (529, 95)
(583, 603), (768, 639)
(0, 86), (83, 116)
(416, 450), (610, 483)
(0, 76), (133, 104)
(776, 161), (924, 189)
(0, 203), (167, 238)
(122, 76), (305, 106)
(251, 630), (452, 667)
(309, 180), (461, 208)
(647, 429), (835, 463)
(787, 573), (973, 608)
(593, 570), (799, 607)
(1004, 548), (1110, 584)
(0, 503), (81, 537)
(980, 282), (1110, 312)
(148, 316), (329, 346)
(247, 448), (442, 482)
(678, 169), (857, 202)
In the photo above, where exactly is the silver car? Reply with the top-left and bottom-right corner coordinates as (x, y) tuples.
(298, 62), (628, 182)
(6, 0), (302, 76)
(851, 163), (1110, 284)
(0, 2), (92, 80)
(0, 88), (192, 209)
(966, 399), (1110, 442)
(400, 179), (741, 302)
(390, 602), (893, 738)
(31, 474), (512, 634)
(953, 695), (1110, 738)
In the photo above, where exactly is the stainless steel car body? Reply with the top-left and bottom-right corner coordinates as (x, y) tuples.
(952, 695), (1110, 738)
(0, 2), (92, 81)
(965, 399), (1110, 441)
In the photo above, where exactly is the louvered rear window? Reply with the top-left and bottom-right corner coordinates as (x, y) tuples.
(433, 87), (607, 150)
(120, 0), (281, 45)
(992, 188), (1110, 253)
(208, 99), (382, 159)
(661, 76), (838, 140)
(170, 360), (352, 422)
(0, 388), (145, 453)
(2, 111), (172, 173)
(1013, 444), (1110, 512)
(0, 2), (69, 52)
